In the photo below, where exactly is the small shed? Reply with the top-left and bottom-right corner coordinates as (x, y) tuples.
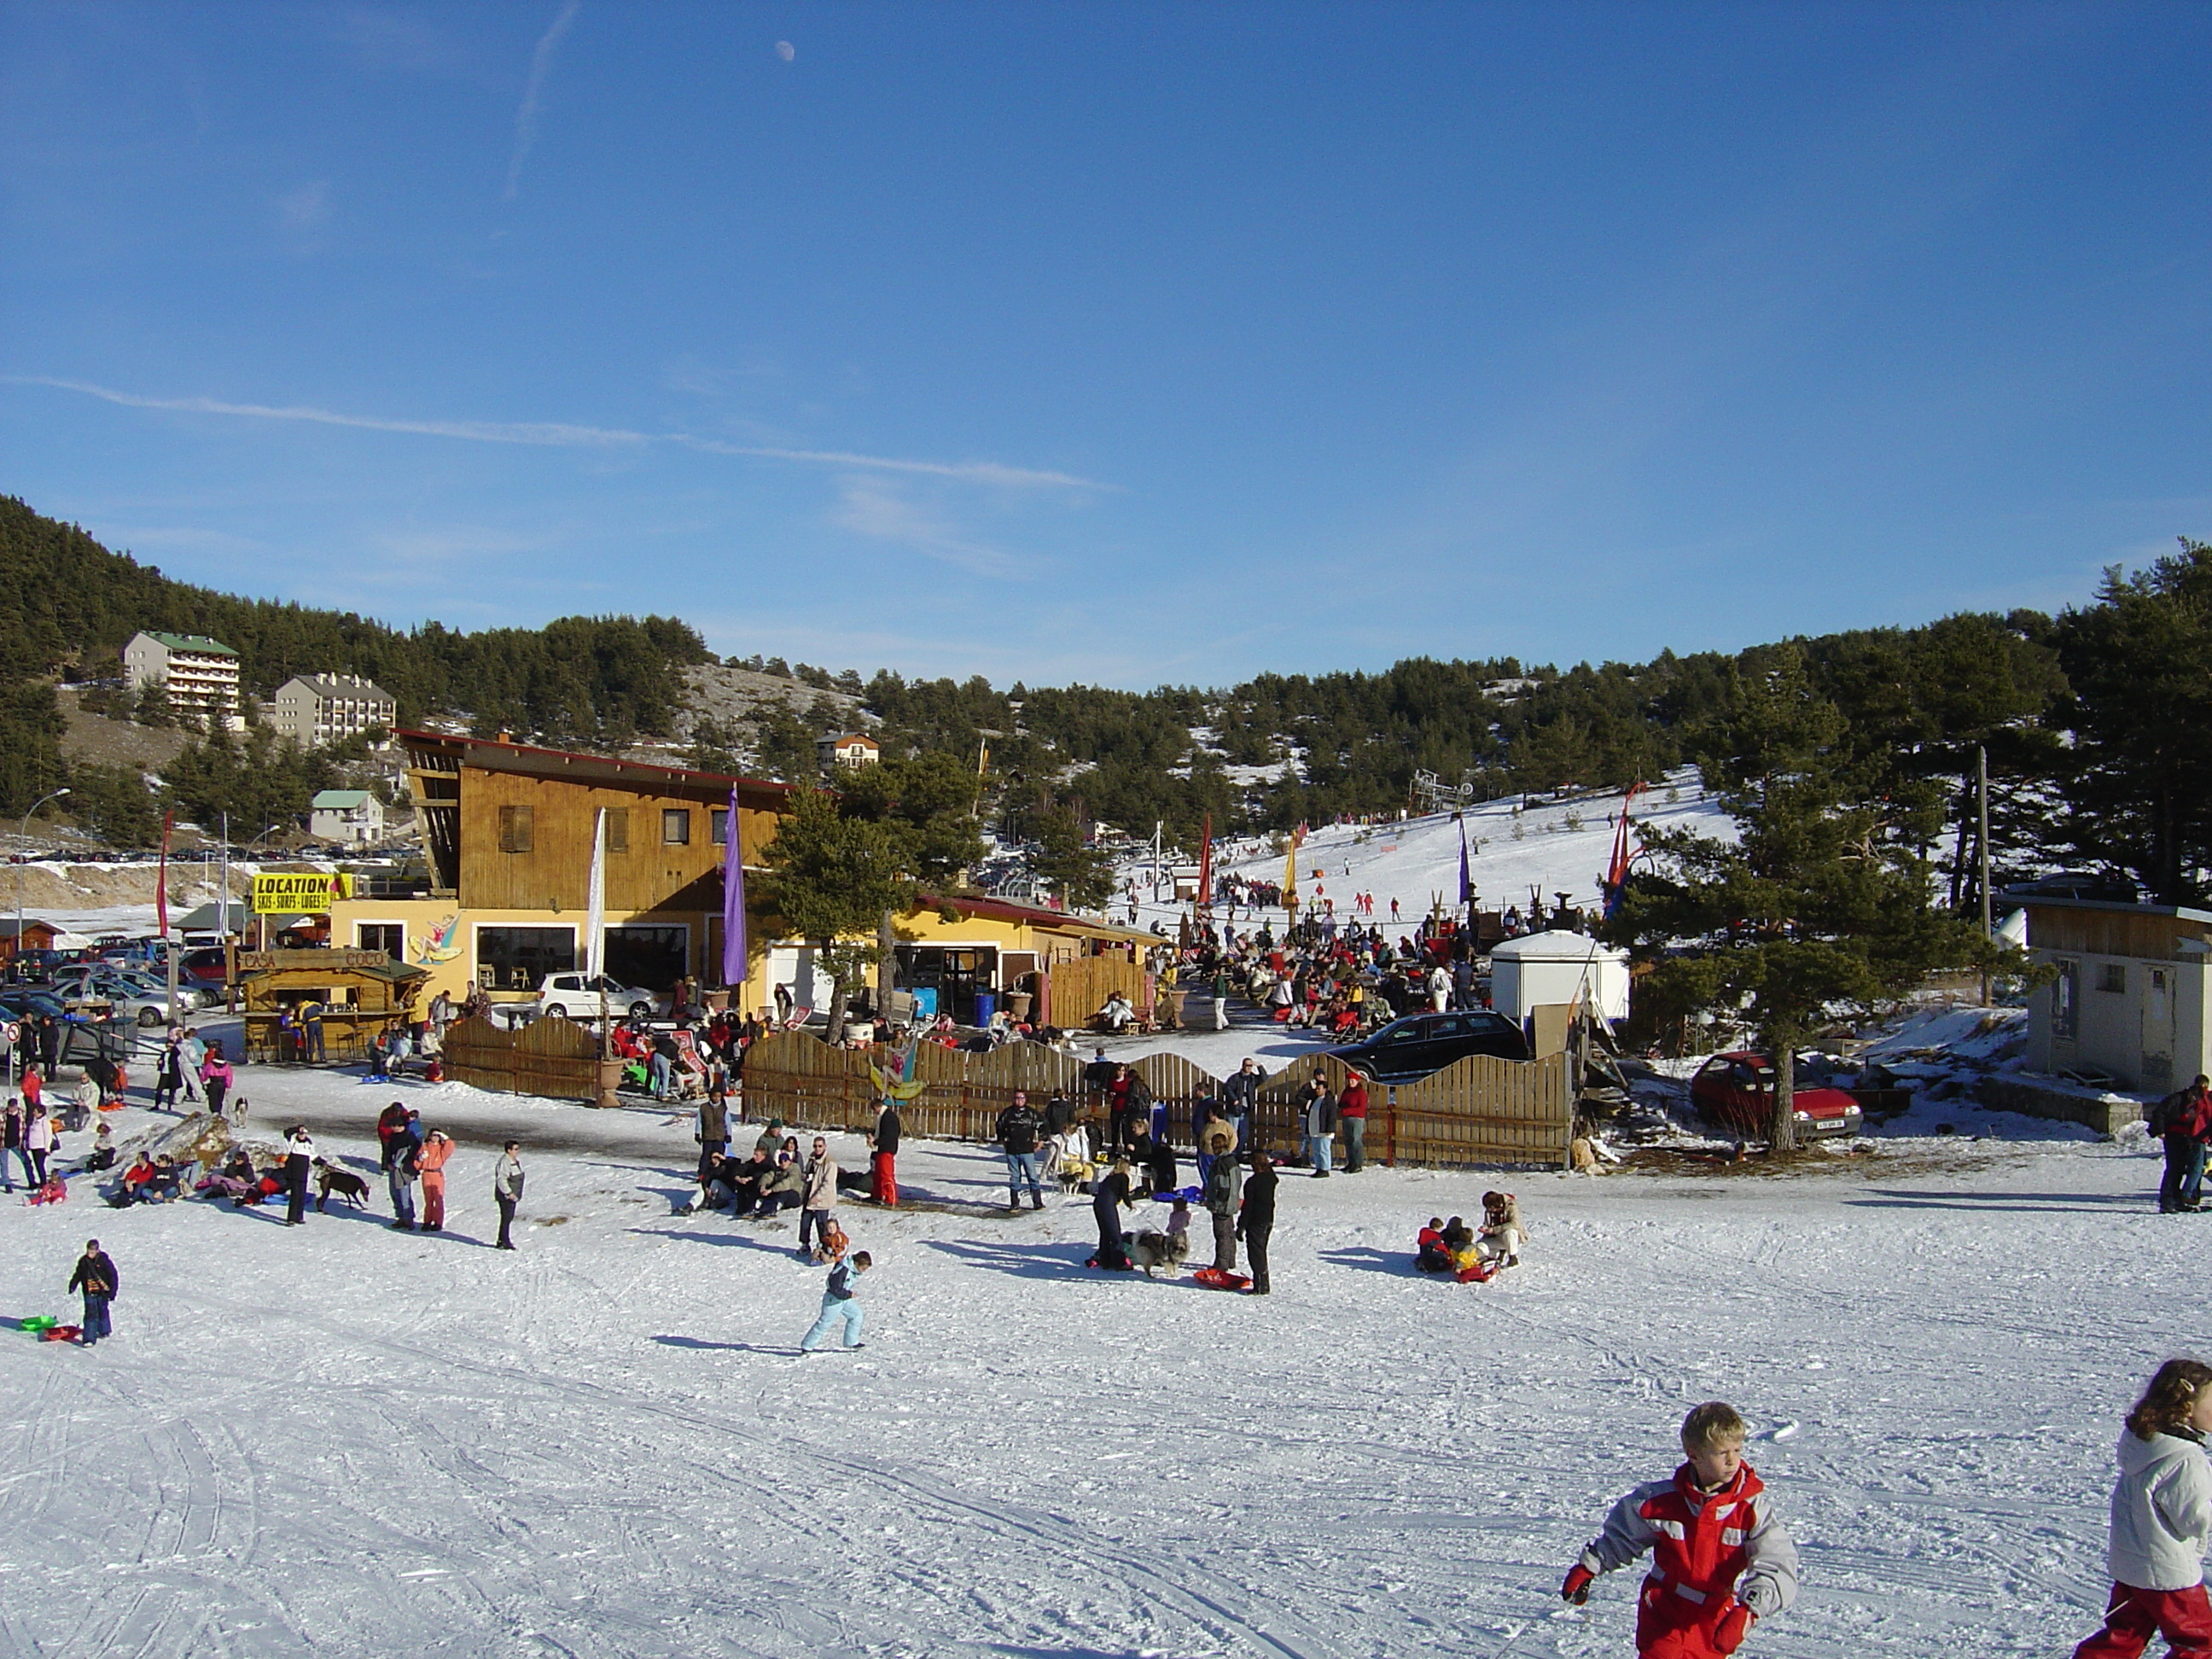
(238, 947), (428, 1063)
(1487, 929), (1631, 1024)
(0, 919), (63, 965)
(2024, 897), (2212, 1094)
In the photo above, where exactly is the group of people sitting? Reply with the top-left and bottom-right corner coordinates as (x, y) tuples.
(1416, 1191), (1524, 1284)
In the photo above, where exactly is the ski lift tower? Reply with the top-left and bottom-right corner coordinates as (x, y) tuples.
(1410, 769), (1474, 817)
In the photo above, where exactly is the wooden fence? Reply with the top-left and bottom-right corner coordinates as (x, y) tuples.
(442, 1015), (602, 1103)
(741, 1032), (1089, 1142)
(1384, 1051), (1573, 1167)
(737, 1033), (1571, 1169)
(1046, 958), (1149, 1031)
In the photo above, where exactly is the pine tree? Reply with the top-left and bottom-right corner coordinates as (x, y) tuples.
(1604, 647), (1996, 1150)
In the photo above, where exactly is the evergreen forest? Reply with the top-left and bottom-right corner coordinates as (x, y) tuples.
(5, 495), (2209, 911)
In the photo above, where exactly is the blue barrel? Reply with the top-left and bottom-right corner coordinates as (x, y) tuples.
(974, 991), (996, 1027)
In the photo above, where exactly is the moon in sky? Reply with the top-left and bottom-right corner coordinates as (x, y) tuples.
(775, 40), (795, 61)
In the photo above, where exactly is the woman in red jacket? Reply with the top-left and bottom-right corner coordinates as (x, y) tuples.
(1338, 1073), (1370, 1172)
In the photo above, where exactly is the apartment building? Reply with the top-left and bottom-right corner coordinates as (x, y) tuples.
(271, 673), (398, 748)
(122, 632), (243, 730)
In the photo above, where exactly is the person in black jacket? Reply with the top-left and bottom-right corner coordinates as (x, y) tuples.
(1219, 1057), (1264, 1151)
(871, 1099), (902, 1207)
(1238, 1154), (1278, 1295)
(1091, 1160), (1133, 1270)
(67, 1238), (119, 1345)
(995, 1091), (1045, 1210)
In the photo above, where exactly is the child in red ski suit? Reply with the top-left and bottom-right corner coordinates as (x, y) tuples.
(2074, 1357), (2212, 1658)
(1562, 1401), (1798, 1658)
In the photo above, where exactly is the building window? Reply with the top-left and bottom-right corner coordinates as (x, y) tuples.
(357, 923), (404, 962)
(498, 804), (533, 853)
(2098, 963), (2127, 993)
(604, 808), (629, 852)
(2053, 959), (2079, 1039)
(475, 925), (575, 992)
(711, 807), (729, 846)
(662, 808), (690, 846)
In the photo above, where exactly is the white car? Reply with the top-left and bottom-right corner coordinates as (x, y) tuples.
(532, 974), (663, 1022)
(51, 968), (210, 1026)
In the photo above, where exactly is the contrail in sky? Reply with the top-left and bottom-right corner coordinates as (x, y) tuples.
(505, 0), (583, 201)
(5, 375), (1112, 491)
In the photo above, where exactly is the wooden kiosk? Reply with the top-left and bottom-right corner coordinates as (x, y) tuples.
(237, 948), (429, 1064)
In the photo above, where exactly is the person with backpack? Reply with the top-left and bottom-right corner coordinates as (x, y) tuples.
(2153, 1076), (2212, 1214)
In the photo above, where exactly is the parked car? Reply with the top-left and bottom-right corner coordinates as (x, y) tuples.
(50, 965), (212, 1023)
(0, 987), (69, 1022)
(531, 974), (663, 1022)
(178, 947), (236, 992)
(1324, 1009), (1530, 1080)
(1689, 1051), (1863, 1140)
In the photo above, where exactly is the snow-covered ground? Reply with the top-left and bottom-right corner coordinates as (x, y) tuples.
(0, 1029), (2189, 1656)
(1119, 771), (1732, 934)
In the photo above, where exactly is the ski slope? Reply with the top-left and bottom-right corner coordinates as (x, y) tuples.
(1124, 771), (1736, 931)
(0, 1045), (2181, 1657)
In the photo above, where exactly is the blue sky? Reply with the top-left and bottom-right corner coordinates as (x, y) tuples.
(3, 3), (2207, 688)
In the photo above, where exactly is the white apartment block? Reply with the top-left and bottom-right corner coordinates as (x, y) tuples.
(123, 632), (242, 730)
(271, 673), (398, 748)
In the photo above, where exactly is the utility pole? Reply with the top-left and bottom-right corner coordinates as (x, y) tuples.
(1977, 745), (1993, 1007)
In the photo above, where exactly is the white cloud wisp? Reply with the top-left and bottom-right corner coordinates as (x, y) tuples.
(8, 376), (1111, 492)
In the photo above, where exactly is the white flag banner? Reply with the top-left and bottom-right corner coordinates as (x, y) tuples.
(585, 807), (607, 981)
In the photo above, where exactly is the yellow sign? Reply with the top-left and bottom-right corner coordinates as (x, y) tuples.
(250, 872), (351, 914)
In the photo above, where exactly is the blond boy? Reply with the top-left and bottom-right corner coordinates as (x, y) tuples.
(1561, 1401), (1798, 1657)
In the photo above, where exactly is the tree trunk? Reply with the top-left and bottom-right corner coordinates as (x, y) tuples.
(818, 937), (850, 1046)
(1769, 1031), (1798, 1153)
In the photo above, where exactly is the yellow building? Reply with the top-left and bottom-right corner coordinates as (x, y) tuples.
(330, 731), (1152, 1020)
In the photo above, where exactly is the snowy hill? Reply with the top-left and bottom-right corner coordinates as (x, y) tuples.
(1121, 767), (1736, 929)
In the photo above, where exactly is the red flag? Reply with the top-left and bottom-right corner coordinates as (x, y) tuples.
(1197, 812), (1213, 911)
(156, 812), (174, 937)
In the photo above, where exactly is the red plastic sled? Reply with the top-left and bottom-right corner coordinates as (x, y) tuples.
(1191, 1266), (1251, 1291)
(38, 1325), (81, 1343)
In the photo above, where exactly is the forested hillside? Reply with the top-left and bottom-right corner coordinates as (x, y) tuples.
(0, 495), (706, 746)
(4, 495), (2209, 909)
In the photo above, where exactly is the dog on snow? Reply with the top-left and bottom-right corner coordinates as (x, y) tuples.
(312, 1158), (370, 1211)
(1126, 1228), (1189, 1278)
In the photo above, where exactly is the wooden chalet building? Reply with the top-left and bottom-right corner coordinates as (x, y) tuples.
(329, 731), (795, 1006)
(328, 730), (1154, 1023)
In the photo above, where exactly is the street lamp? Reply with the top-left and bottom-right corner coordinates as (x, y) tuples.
(12, 788), (70, 977)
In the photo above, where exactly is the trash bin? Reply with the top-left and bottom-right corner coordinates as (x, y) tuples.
(974, 991), (996, 1027)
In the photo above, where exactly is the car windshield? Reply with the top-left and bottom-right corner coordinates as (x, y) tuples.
(1746, 1059), (1845, 1090)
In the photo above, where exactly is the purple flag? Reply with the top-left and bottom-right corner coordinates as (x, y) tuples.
(1457, 818), (1472, 904)
(721, 784), (748, 992)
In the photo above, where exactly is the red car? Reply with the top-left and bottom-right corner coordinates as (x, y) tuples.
(1690, 1051), (1863, 1140)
